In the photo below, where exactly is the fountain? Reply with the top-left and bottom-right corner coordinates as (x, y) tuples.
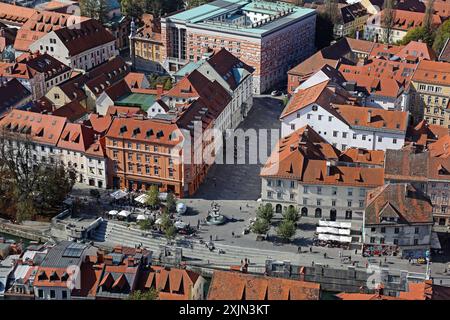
(206, 201), (228, 225)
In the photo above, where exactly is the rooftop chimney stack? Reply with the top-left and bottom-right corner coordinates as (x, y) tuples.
(367, 109), (372, 123)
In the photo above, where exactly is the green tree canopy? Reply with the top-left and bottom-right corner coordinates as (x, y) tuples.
(145, 185), (160, 208)
(282, 206), (300, 223)
(256, 203), (274, 222)
(138, 218), (153, 230)
(399, 26), (435, 47)
(166, 192), (176, 213)
(251, 218), (270, 235)
(433, 19), (450, 53)
(128, 289), (159, 300)
(79, 0), (109, 23)
(276, 219), (296, 242)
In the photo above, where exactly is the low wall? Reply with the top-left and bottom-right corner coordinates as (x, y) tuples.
(0, 223), (52, 243)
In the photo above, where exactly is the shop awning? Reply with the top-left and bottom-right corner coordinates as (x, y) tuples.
(316, 226), (350, 235)
(136, 214), (148, 221)
(318, 233), (352, 243)
(110, 190), (128, 200)
(108, 210), (118, 216)
(118, 210), (131, 218)
(134, 194), (149, 204)
(319, 220), (352, 229)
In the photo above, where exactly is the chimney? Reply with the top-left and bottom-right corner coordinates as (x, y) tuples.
(367, 110), (372, 123)
(326, 161), (331, 176)
(156, 84), (163, 96)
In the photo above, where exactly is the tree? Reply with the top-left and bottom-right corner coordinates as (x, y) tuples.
(276, 219), (296, 242)
(324, 0), (340, 24)
(120, 0), (145, 20)
(145, 185), (160, 208)
(163, 77), (172, 90)
(433, 19), (450, 53)
(251, 218), (270, 235)
(381, 0), (396, 44)
(79, 0), (109, 23)
(315, 13), (335, 50)
(0, 130), (75, 221)
(138, 218), (153, 230)
(399, 26), (435, 47)
(128, 289), (159, 300)
(256, 203), (274, 222)
(185, 0), (210, 9)
(423, 0), (436, 33)
(166, 192), (176, 213)
(283, 206), (300, 223)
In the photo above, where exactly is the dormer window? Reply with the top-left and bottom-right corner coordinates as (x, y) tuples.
(312, 105), (318, 111)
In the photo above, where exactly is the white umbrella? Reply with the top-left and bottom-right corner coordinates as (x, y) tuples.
(155, 218), (163, 225)
(136, 214), (148, 221)
(110, 190), (128, 200)
(118, 210), (131, 218)
(108, 210), (118, 216)
(134, 194), (149, 204)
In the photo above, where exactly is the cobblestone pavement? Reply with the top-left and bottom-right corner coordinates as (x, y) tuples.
(193, 96), (284, 200)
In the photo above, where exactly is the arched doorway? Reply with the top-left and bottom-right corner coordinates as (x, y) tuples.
(315, 208), (322, 218)
(330, 209), (337, 221)
(301, 207), (308, 217)
(345, 210), (352, 220)
(288, 205), (295, 211)
(275, 204), (282, 213)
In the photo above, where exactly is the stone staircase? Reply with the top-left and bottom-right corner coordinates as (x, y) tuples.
(90, 220), (295, 268)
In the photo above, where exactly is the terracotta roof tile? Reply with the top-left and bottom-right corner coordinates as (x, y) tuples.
(207, 271), (320, 300)
(365, 183), (433, 225)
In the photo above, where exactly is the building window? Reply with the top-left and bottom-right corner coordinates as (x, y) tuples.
(394, 227), (399, 234)
(415, 227), (419, 234)
(414, 239), (419, 245)
(393, 138), (397, 144)
(290, 181), (295, 188)
(38, 289), (44, 298)
(267, 191), (273, 198)
(317, 186), (322, 194)
(62, 291), (67, 299)
(304, 186), (308, 193)
(381, 227), (385, 233)
(50, 290), (56, 299)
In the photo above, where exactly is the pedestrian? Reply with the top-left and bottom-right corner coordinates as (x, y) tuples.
(232, 231), (235, 238)
(298, 246), (301, 253)
(240, 206), (242, 211)
(210, 235), (212, 241)
(309, 247), (312, 253)
(324, 253), (327, 259)
(339, 251), (342, 258)
(355, 249), (358, 255)
(384, 257), (387, 263)
(379, 260), (382, 267)
(312, 261), (315, 266)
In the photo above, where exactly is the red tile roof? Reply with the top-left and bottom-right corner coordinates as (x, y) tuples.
(261, 126), (385, 187)
(56, 123), (96, 153)
(0, 109), (66, 146)
(412, 60), (450, 85)
(365, 183), (433, 225)
(54, 19), (115, 56)
(207, 270), (320, 300)
(333, 104), (408, 132)
(14, 11), (90, 52)
(136, 266), (201, 300)
(106, 116), (182, 146)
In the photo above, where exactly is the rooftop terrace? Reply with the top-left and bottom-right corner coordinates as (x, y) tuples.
(165, 0), (315, 36)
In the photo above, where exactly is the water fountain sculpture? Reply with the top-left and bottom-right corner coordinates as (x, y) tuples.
(206, 201), (228, 225)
